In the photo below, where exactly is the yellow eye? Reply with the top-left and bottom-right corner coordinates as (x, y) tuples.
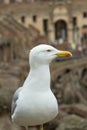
(46, 49), (51, 52)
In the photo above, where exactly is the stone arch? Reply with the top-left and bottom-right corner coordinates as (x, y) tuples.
(53, 6), (68, 22)
(53, 7), (67, 15)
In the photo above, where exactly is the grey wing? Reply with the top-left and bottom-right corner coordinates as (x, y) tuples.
(11, 87), (22, 115)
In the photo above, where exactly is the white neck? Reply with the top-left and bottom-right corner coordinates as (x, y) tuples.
(23, 64), (51, 91)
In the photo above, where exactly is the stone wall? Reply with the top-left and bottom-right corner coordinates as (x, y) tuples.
(0, 15), (41, 61)
(0, 1), (87, 42)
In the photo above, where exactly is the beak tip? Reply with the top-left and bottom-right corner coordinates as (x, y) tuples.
(66, 52), (72, 57)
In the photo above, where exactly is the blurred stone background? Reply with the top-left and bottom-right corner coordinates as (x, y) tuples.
(0, 0), (87, 130)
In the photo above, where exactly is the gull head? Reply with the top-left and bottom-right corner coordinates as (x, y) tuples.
(29, 44), (72, 67)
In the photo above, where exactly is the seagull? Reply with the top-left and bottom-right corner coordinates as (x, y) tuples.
(11, 44), (72, 130)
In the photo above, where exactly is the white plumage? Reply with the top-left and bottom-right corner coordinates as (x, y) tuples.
(11, 44), (72, 130)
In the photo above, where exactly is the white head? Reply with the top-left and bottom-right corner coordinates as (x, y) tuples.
(29, 44), (72, 68)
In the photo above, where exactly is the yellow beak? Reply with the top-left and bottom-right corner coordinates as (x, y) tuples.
(55, 51), (72, 57)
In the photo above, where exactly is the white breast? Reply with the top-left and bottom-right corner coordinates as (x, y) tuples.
(12, 65), (58, 126)
(12, 89), (58, 126)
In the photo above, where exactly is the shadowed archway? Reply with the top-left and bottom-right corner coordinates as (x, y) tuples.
(54, 20), (67, 40)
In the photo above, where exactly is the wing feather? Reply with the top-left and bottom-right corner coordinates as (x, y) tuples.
(11, 87), (22, 115)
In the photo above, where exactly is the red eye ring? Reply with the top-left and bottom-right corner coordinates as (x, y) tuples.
(46, 49), (51, 52)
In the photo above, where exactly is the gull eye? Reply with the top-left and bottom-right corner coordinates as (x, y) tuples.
(46, 49), (51, 52)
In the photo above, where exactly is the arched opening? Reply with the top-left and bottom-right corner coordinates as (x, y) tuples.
(54, 20), (67, 41)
